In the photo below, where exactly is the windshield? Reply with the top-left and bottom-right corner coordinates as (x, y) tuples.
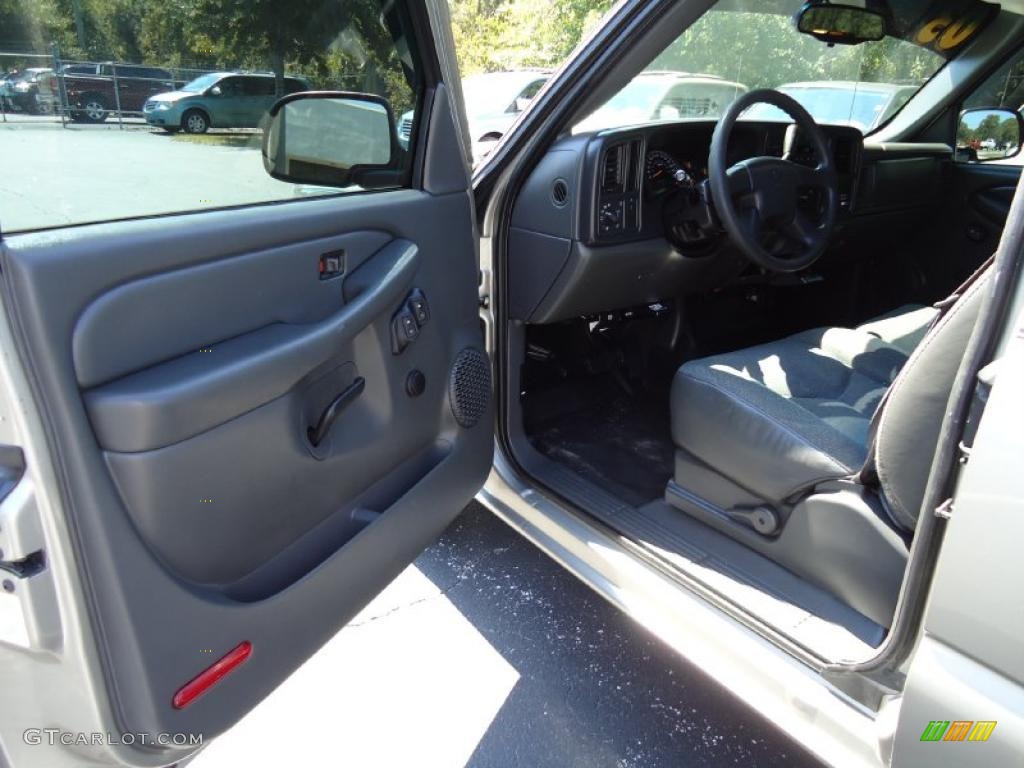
(744, 86), (913, 131)
(181, 73), (221, 93)
(580, 0), (958, 135)
(462, 73), (542, 116)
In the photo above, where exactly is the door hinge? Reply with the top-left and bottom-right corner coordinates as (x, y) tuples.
(934, 497), (954, 520)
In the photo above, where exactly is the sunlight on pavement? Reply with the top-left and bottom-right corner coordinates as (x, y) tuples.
(192, 564), (519, 768)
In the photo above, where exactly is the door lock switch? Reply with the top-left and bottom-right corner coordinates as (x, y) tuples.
(392, 308), (420, 354)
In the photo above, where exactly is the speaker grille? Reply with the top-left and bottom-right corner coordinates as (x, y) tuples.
(449, 347), (490, 428)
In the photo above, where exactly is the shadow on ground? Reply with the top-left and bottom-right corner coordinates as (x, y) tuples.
(413, 503), (823, 768)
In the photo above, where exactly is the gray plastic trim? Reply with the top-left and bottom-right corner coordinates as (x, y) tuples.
(84, 239), (419, 453)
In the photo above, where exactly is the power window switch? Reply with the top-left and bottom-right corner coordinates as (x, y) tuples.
(407, 290), (430, 326)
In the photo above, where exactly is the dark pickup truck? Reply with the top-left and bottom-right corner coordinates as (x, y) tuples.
(60, 63), (181, 123)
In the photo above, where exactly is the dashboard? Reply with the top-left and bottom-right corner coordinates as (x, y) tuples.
(589, 121), (863, 247)
(507, 118), (948, 325)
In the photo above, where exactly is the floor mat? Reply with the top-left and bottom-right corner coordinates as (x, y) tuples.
(525, 379), (675, 507)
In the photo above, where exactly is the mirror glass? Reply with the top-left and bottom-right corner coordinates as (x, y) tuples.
(957, 108), (1022, 162)
(797, 3), (887, 45)
(263, 95), (394, 187)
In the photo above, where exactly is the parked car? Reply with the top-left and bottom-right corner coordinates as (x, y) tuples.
(400, 69), (551, 161)
(743, 80), (919, 132)
(573, 70), (748, 132)
(62, 62), (178, 123)
(0, 68), (57, 114)
(144, 72), (309, 133)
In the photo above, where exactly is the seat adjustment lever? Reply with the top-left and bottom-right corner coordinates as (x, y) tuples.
(307, 377), (365, 447)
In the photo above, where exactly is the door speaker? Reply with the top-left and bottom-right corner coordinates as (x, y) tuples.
(448, 347), (490, 428)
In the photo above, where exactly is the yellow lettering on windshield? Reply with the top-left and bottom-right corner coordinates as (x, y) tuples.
(916, 16), (951, 45)
(938, 20), (979, 51)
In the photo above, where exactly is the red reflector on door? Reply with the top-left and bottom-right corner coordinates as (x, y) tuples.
(172, 641), (252, 709)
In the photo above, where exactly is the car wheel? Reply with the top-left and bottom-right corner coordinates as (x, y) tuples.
(182, 109), (209, 134)
(81, 96), (108, 123)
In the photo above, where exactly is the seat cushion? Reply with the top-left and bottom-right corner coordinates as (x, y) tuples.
(671, 326), (908, 502)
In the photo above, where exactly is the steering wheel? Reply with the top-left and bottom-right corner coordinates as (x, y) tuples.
(708, 89), (838, 273)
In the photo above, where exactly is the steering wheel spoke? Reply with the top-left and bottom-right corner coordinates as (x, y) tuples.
(790, 160), (828, 189)
(784, 210), (817, 248)
(725, 163), (753, 197)
(740, 203), (762, 242)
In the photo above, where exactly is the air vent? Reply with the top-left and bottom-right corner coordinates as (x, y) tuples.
(601, 145), (625, 194)
(626, 139), (644, 191)
(551, 178), (569, 206)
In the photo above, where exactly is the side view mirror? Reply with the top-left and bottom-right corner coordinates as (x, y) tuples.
(957, 107), (1023, 163)
(209, 85), (222, 97)
(262, 91), (399, 189)
(512, 96), (531, 113)
(796, 2), (887, 45)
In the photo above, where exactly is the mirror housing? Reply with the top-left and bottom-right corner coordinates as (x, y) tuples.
(262, 91), (401, 189)
(956, 107), (1024, 163)
(209, 85), (222, 96)
(796, 2), (887, 45)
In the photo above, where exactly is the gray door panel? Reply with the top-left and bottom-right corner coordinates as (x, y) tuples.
(0, 165), (490, 745)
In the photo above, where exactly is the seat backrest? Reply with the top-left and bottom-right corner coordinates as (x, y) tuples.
(872, 267), (992, 530)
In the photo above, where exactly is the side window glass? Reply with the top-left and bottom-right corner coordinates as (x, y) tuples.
(1, 0), (423, 233)
(245, 78), (276, 97)
(219, 77), (244, 97)
(960, 50), (1024, 165)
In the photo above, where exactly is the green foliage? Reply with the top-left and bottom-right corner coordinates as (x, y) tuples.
(0, 0), (977, 120)
(2, 0), (415, 110)
(957, 111), (1019, 146)
(450, 0), (613, 74)
(648, 11), (941, 90)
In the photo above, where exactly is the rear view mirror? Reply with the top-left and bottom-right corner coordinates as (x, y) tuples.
(796, 2), (887, 45)
(957, 107), (1023, 163)
(262, 92), (398, 188)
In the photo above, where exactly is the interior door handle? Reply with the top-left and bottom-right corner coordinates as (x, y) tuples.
(307, 377), (365, 447)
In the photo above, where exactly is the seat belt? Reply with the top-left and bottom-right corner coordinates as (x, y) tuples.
(858, 255), (994, 486)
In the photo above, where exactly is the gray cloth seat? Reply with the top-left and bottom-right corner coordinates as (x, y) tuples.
(669, 277), (989, 624)
(670, 290), (983, 528)
(855, 304), (938, 355)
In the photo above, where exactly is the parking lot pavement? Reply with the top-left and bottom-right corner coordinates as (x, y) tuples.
(193, 503), (822, 768)
(0, 120), (293, 232)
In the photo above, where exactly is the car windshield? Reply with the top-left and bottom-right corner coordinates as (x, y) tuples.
(744, 86), (909, 131)
(580, 0), (960, 135)
(462, 73), (541, 116)
(181, 73), (221, 93)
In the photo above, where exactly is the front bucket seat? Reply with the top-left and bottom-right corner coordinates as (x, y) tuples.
(666, 264), (991, 625)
